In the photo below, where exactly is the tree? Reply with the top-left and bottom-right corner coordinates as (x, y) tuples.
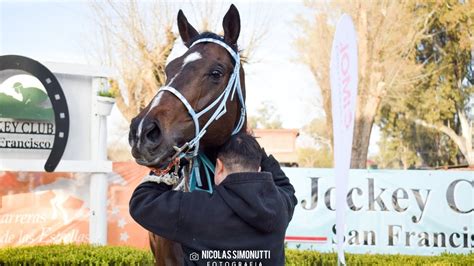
(297, 147), (332, 168)
(303, 118), (332, 151)
(376, 106), (459, 169)
(92, 0), (175, 121)
(376, 135), (420, 169)
(92, 0), (268, 122)
(295, 0), (429, 168)
(248, 101), (283, 129)
(297, 118), (333, 168)
(378, 0), (474, 167)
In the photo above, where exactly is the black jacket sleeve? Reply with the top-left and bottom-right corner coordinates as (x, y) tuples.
(260, 153), (298, 222)
(129, 181), (183, 241)
(129, 180), (212, 244)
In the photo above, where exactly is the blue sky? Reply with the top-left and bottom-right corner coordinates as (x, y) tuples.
(1, 1), (95, 63)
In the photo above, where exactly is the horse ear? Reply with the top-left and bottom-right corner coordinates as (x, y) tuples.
(222, 4), (240, 45)
(177, 9), (199, 48)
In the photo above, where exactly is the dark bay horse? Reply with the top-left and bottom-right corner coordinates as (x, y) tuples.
(129, 5), (246, 265)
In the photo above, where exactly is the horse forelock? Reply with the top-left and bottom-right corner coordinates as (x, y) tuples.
(189, 32), (239, 55)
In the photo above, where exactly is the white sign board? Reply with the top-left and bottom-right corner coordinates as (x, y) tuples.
(0, 60), (112, 172)
(284, 168), (473, 255)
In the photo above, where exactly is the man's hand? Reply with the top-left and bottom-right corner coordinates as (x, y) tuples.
(260, 148), (273, 172)
(260, 148), (268, 164)
(258, 147), (298, 222)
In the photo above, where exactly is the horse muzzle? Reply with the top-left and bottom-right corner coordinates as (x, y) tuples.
(129, 117), (172, 168)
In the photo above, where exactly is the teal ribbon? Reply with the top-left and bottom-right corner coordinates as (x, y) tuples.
(189, 153), (215, 194)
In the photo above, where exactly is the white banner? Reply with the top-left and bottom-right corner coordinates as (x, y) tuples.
(283, 168), (473, 255)
(330, 14), (358, 264)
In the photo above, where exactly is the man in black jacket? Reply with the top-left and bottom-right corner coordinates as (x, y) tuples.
(129, 132), (297, 265)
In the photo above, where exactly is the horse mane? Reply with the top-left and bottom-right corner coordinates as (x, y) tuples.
(190, 32), (239, 53)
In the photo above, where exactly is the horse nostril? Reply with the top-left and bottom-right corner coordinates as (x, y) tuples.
(129, 127), (138, 146)
(144, 122), (162, 144)
(129, 117), (141, 146)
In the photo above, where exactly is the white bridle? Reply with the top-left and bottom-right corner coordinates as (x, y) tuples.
(160, 38), (246, 159)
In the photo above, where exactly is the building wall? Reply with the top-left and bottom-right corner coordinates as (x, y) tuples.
(253, 129), (299, 165)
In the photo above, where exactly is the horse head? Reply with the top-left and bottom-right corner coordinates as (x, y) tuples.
(129, 4), (246, 170)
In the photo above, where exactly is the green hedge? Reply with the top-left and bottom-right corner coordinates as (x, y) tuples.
(0, 244), (472, 265)
(285, 249), (474, 266)
(0, 244), (154, 265)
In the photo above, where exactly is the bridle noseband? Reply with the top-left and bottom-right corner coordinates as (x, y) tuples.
(161, 38), (246, 160)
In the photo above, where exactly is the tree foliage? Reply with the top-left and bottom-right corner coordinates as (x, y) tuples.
(296, 118), (333, 168)
(295, 0), (428, 168)
(92, 0), (175, 122)
(297, 147), (332, 168)
(378, 0), (474, 167)
(376, 115), (459, 169)
(303, 118), (332, 150)
(248, 101), (283, 129)
(92, 1), (268, 122)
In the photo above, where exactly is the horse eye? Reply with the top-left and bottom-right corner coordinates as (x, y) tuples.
(210, 70), (223, 80)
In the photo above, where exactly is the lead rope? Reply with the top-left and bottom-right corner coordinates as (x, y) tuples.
(189, 153), (216, 193)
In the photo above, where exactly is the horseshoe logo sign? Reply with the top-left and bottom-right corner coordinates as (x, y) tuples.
(0, 55), (70, 172)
